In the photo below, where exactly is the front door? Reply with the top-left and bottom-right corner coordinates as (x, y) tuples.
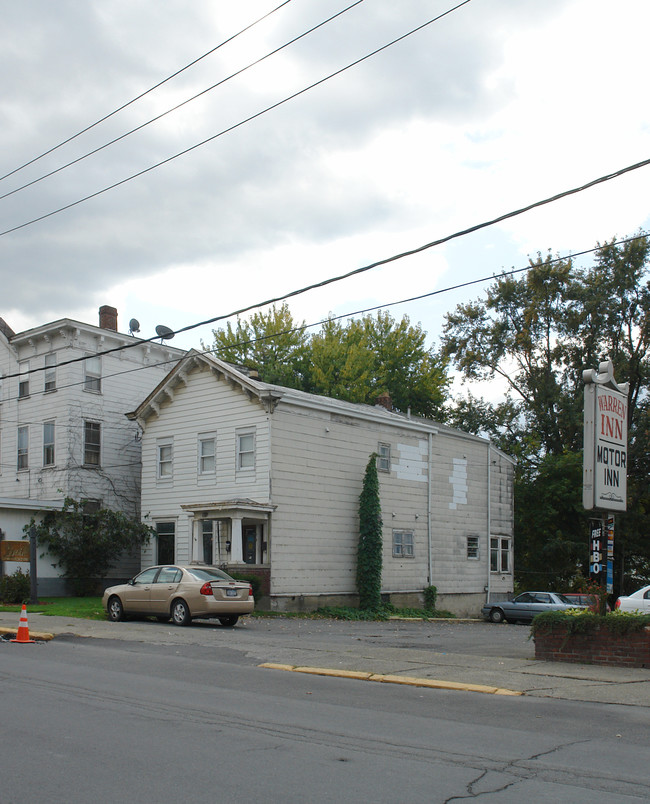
(243, 526), (257, 564)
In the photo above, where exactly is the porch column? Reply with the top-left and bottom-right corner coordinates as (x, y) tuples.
(190, 515), (199, 562)
(230, 516), (244, 563)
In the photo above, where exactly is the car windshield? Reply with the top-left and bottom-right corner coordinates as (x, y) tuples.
(185, 566), (235, 582)
(555, 593), (573, 604)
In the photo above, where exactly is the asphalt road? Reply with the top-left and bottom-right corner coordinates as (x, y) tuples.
(2, 611), (649, 706)
(2, 634), (650, 803)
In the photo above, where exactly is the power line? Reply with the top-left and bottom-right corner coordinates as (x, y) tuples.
(0, 0), (473, 238)
(0, 0), (365, 202)
(2, 153), (649, 383)
(0, 1), (294, 184)
(3, 231), (646, 393)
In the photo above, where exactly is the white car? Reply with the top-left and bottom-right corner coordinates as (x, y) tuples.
(615, 585), (650, 613)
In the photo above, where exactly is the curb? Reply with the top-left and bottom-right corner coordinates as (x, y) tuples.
(0, 626), (54, 641)
(258, 663), (523, 696)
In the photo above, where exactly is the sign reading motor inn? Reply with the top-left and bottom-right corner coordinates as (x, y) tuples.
(583, 359), (628, 512)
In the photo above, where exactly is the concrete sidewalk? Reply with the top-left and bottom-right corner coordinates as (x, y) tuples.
(1, 609), (648, 707)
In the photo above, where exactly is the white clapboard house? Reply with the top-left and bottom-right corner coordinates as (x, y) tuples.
(0, 307), (185, 593)
(128, 350), (515, 616)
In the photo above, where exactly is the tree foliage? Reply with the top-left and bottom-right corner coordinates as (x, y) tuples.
(206, 306), (449, 418)
(28, 498), (153, 595)
(356, 453), (383, 610)
(205, 303), (311, 389)
(442, 235), (650, 593)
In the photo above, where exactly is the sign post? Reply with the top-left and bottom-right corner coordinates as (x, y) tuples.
(29, 525), (38, 604)
(583, 359), (628, 590)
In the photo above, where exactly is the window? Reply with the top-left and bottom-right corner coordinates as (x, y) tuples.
(377, 443), (391, 473)
(134, 567), (159, 585)
(392, 529), (414, 558)
(490, 537), (511, 573)
(237, 430), (255, 471)
(17, 425), (28, 469)
(467, 535), (479, 560)
(44, 353), (56, 392)
(198, 435), (216, 475)
(84, 355), (101, 392)
(156, 566), (182, 584)
(18, 361), (29, 398)
(156, 522), (175, 564)
(83, 421), (101, 466)
(157, 440), (173, 479)
(43, 420), (55, 466)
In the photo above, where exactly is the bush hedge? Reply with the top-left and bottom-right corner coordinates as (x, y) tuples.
(530, 609), (650, 638)
(0, 568), (31, 604)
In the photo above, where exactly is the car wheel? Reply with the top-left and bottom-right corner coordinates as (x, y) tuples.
(107, 596), (124, 622)
(489, 608), (505, 624)
(171, 599), (191, 626)
(218, 615), (239, 627)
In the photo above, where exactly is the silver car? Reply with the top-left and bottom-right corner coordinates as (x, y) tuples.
(482, 591), (584, 624)
(102, 564), (254, 626)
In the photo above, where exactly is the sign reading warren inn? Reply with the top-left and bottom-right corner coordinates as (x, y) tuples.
(583, 360), (628, 512)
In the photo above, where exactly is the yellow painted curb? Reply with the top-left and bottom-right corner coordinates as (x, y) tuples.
(0, 626), (54, 641)
(294, 666), (374, 680)
(258, 663), (523, 696)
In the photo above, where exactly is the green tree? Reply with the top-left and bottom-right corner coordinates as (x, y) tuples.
(307, 310), (449, 417)
(205, 303), (310, 389)
(28, 498), (153, 595)
(208, 306), (449, 418)
(442, 235), (650, 592)
(356, 453), (383, 610)
(309, 317), (375, 404)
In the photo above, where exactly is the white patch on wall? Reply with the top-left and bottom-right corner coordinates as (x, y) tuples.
(449, 458), (468, 509)
(394, 440), (428, 482)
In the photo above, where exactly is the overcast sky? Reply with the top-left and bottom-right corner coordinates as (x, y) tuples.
(2, 0), (649, 362)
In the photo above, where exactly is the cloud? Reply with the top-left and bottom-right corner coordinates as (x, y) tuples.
(1, 0), (649, 352)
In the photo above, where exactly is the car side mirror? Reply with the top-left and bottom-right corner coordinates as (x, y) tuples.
(128, 579), (135, 586)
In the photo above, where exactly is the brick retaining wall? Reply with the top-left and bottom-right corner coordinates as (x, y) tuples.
(534, 626), (650, 668)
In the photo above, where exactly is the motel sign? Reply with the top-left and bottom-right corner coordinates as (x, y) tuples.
(583, 359), (628, 513)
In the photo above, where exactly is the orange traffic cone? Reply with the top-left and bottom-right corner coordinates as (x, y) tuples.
(10, 604), (36, 643)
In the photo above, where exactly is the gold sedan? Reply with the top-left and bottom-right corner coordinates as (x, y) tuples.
(102, 564), (254, 627)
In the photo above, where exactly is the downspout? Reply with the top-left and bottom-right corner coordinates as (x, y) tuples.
(427, 431), (433, 585)
(486, 440), (492, 603)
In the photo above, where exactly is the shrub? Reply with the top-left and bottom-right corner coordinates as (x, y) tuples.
(28, 498), (153, 596)
(356, 453), (383, 610)
(423, 585), (437, 612)
(0, 568), (31, 604)
(531, 609), (650, 638)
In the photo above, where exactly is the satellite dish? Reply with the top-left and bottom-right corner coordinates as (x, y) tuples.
(128, 318), (140, 335)
(155, 324), (175, 341)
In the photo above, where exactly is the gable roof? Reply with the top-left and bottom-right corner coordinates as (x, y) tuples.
(127, 349), (516, 464)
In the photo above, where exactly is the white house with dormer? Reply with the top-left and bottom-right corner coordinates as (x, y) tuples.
(0, 306), (185, 594)
(129, 349), (515, 616)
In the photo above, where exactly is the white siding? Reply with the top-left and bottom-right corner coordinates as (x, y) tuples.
(135, 353), (515, 614)
(139, 362), (270, 565)
(0, 318), (184, 588)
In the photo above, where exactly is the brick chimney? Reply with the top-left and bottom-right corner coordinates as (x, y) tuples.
(376, 391), (393, 411)
(99, 305), (118, 331)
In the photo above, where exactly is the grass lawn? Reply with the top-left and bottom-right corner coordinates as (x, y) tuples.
(0, 598), (106, 620)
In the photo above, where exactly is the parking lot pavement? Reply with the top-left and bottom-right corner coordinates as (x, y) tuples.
(1, 609), (648, 706)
